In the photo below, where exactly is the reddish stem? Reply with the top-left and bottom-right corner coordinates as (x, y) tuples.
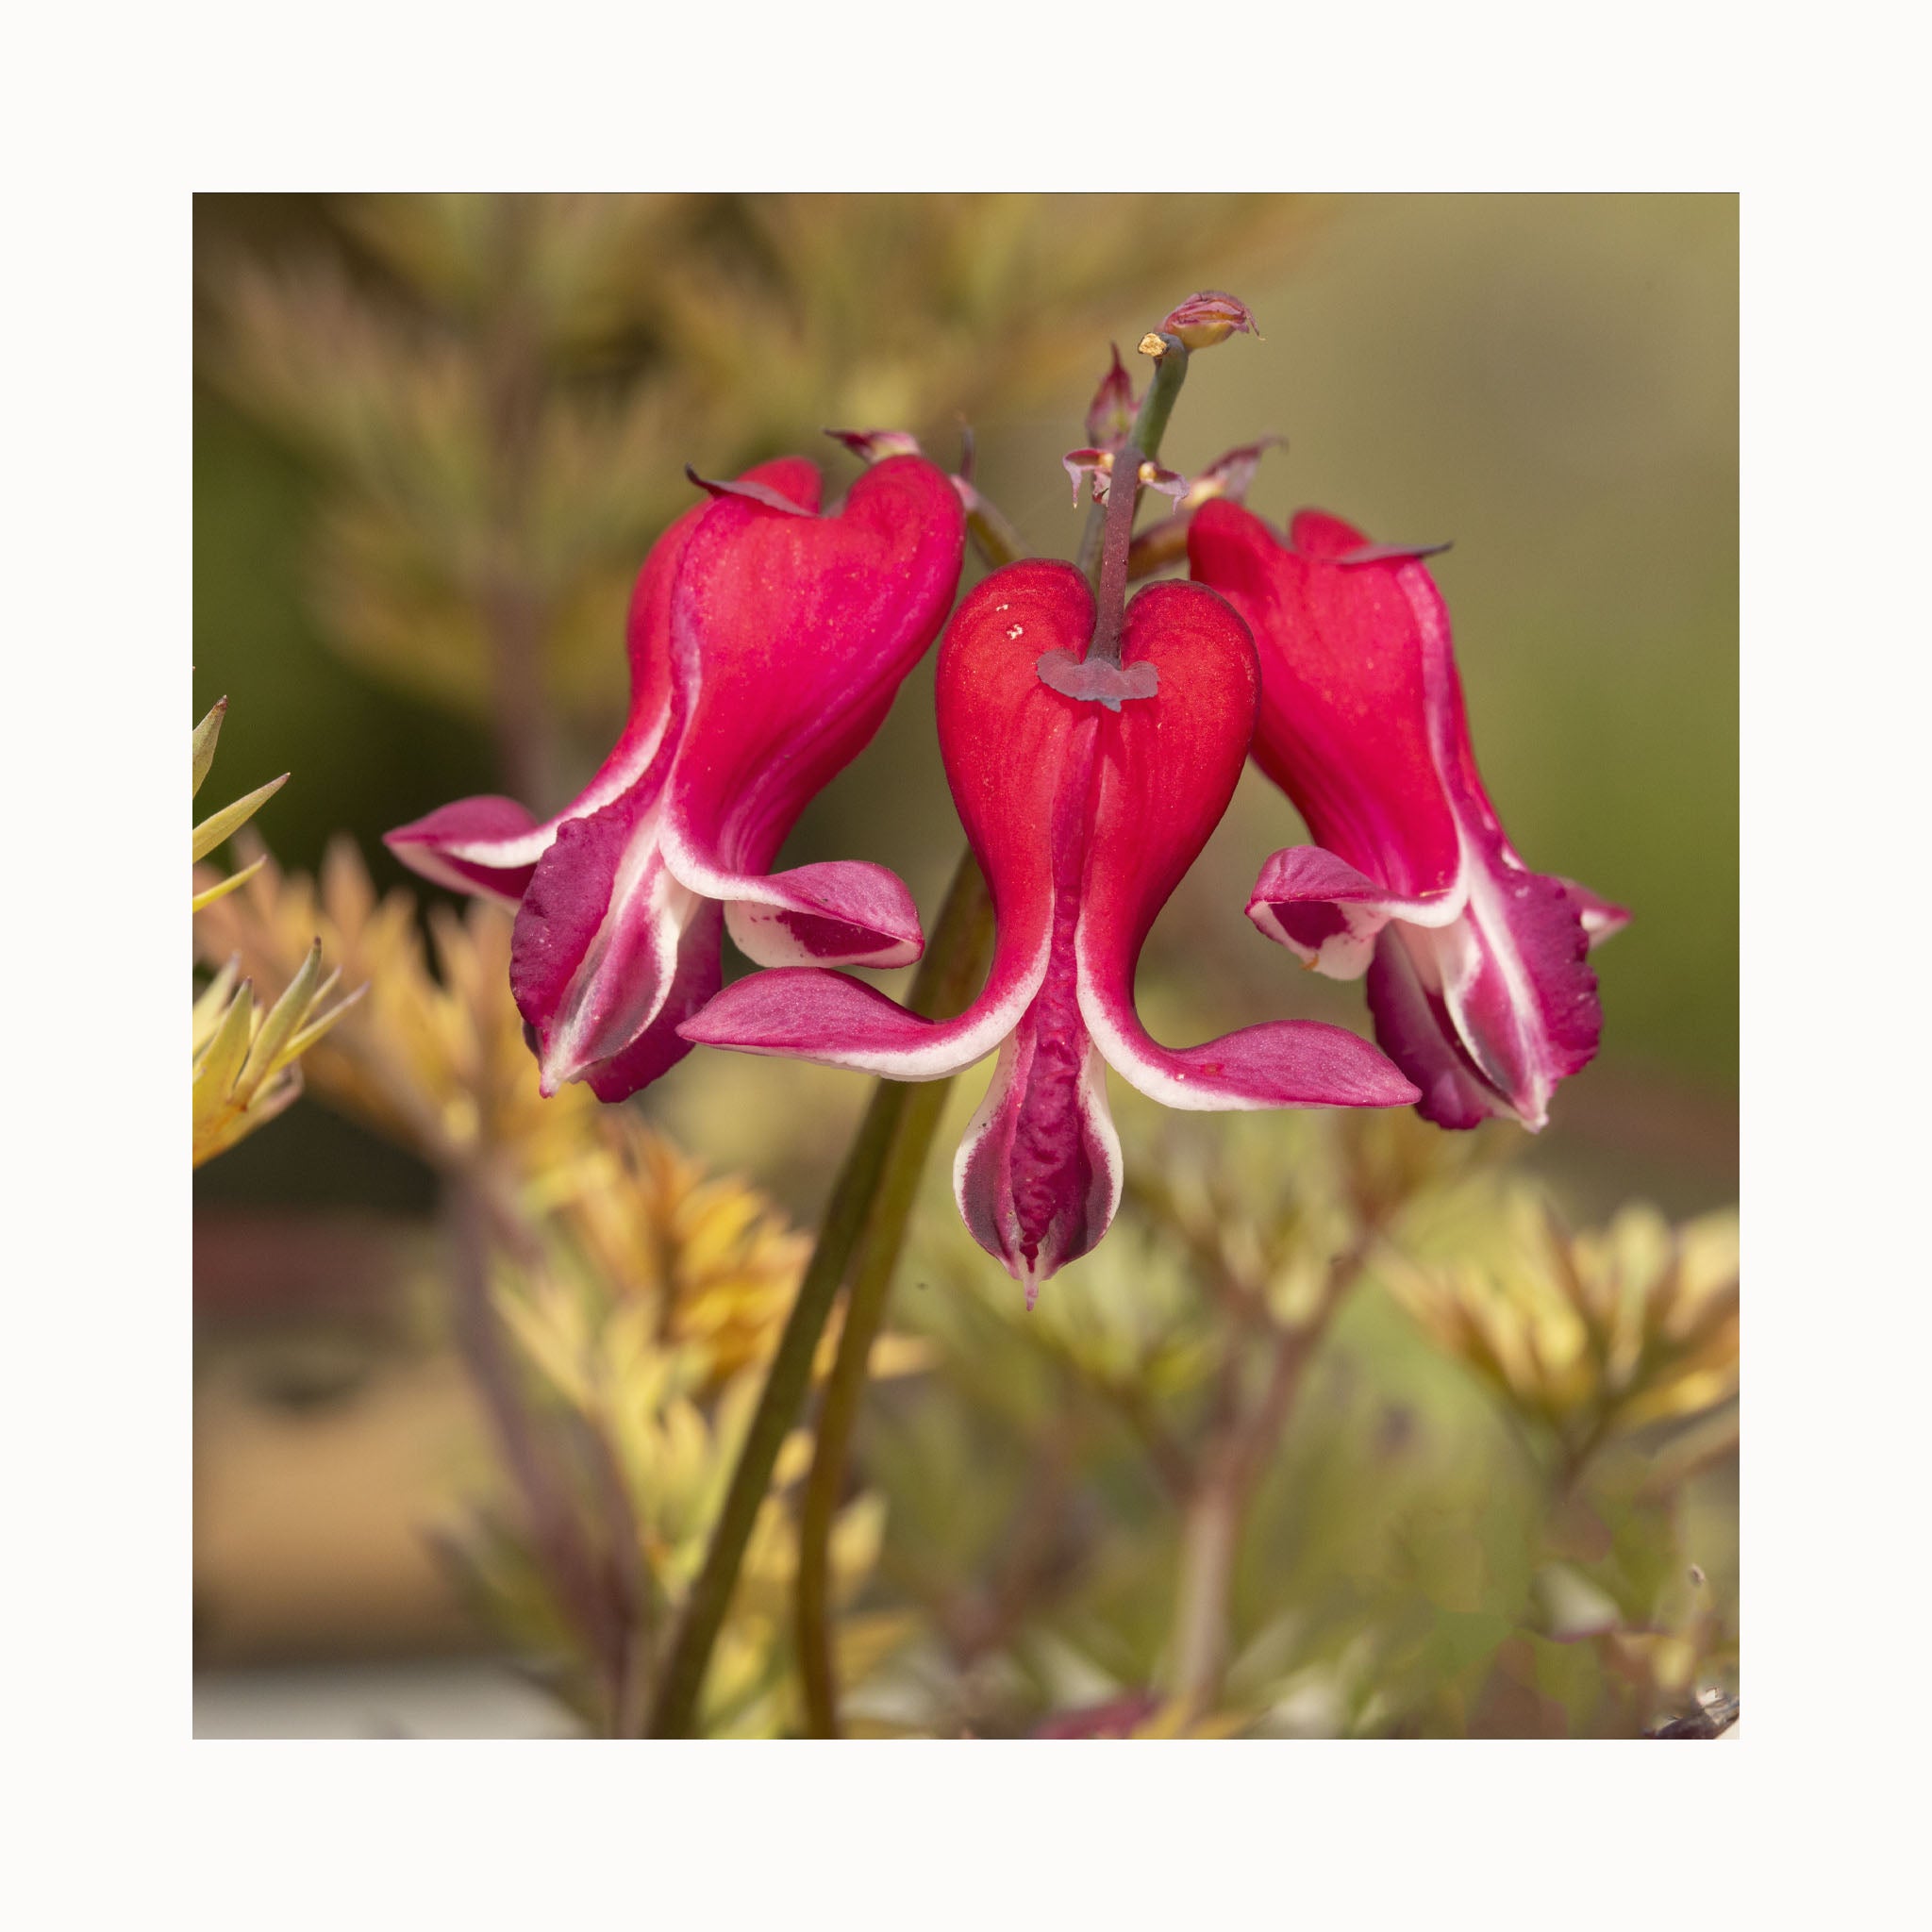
(1086, 441), (1142, 667)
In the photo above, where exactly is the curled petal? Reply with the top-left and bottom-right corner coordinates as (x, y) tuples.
(663, 848), (924, 970)
(1063, 448), (1113, 505)
(385, 795), (547, 906)
(1135, 459), (1189, 502)
(1247, 843), (1461, 979)
(683, 465), (817, 516)
(679, 943), (1047, 1081)
(1079, 966), (1418, 1112)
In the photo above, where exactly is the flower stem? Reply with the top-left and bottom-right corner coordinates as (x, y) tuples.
(1075, 330), (1189, 584)
(645, 850), (994, 1738)
(794, 860), (995, 1736)
(1085, 441), (1143, 669)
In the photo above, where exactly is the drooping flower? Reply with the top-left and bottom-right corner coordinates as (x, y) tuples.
(1187, 500), (1627, 1132)
(387, 454), (966, 1101)
(681, 560), (1418, 1300)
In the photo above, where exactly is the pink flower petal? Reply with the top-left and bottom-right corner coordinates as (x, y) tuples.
(658, 453), (964, 958)
(508, 795), (696, 1096)
(581, 899), (724, 1103)
(1246, 843), (1461, 979)
(1189, 501), (1464, 901)
(954, 1016), (1121, 1307)
(1191, 497), (1625, 1132)
(678, 951), (1045, 1081)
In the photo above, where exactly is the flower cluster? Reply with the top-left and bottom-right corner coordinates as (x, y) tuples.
(392, 305), (1622, 1298)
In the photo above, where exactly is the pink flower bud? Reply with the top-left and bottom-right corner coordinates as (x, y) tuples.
(1158, 290), (1260, 352)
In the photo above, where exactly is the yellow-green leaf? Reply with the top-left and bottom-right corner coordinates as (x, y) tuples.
(192, 698), (227, 799)
(192, 772), (289, 862)
(192, 981), (256, 1110)
(236, 941), (323, 1104)
(191, 854), (265, 912)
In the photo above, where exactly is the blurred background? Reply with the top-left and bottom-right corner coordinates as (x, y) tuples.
(192, 193), (1737, 1738)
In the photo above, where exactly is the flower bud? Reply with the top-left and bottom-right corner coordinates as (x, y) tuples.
(1158, 290), (1260, 352)
(824, 427), (924, 466)
(1083, 345), (1138, 451)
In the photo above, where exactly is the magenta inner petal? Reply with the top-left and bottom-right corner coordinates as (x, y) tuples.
(582, 899), (724, 1102)
(1273, 900), (1351, 952)
(1364, 928), (1502, 1130)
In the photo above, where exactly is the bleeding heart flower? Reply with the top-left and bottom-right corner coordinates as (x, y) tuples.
(1187, 500), (1628, 1132)
(386, 452), (966, 1102)
(680, 559), (1418, 1301)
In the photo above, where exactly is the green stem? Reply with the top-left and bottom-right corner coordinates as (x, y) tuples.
(645, 851), (993, 1737)
(1074, 332), (1189, 585)
(794, 860), (996, 1736)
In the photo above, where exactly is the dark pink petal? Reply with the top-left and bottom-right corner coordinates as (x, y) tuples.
(658, 453), (965, 959)
(508, 794), (695, 1096)
(1188, 500), (1463, 899)
(1191, 497), (1624, 1131)
(581, 899), (724, 1103)
(954, 1020), (1121, 1309)
(1557, 875), (1632, 947)
(678, 958), (1041, 1080)
(1363, 929), (1499, 1130)
(384, 795), (544, 906)
(711, 858), (924, 970)
(952, 836), (1120, 1301)
(1430, 851), (1605, 1129)
(1082, 996), (1423, 1111)
(1246, 843), (1460, 979)
(1070, 578), (1417, 1111)
(384, 458), (820, 908)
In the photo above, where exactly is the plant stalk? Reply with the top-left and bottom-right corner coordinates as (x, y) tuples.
(1074, 332), (1188, 583)
(645, 851), (993, 1737)
(792, 861), (996, 1736)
